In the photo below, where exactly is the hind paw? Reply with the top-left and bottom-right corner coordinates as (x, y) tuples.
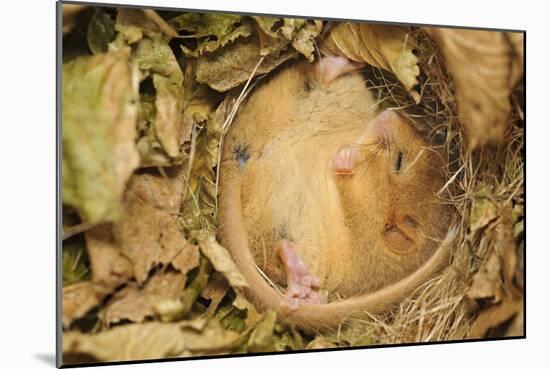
(277, 239), (327, 308)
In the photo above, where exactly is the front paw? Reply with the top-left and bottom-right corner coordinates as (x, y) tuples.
(331, 145), (361, 175)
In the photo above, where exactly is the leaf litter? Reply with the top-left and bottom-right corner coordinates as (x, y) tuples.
(61, 4), (524, 365)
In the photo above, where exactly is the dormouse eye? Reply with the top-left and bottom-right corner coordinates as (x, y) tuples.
(394, 151), (403, 172)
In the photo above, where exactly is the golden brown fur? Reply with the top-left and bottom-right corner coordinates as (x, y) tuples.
(218, 59), (452, 330)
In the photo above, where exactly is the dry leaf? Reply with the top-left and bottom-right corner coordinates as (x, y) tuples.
(468, 206), (520, 302)
(505, 305), (524, 337)
(62, 282), (109, 328)
(63, 318), (240, 364)
(273, 326), (305, 351)
(246, 310), (277, 353)
(63, 322), (187, 363)
(252, 16), (291, 56)
(152, 74), (184, 158)
(306, 336), (337, 349)
(169, 13), (253, 57)
(153, 298), (187, 322)
(85, 165), (199, 287)
(136, 92), (188, 168)
(233, 291), (263, 327)
(62, 48), (140, 224)
(84, 225), (134, 289)
(292, 20), (323, 62)
(141, 9), (179, 39)
(279, 18), (307, 40)
(468, 297), (523, 339)
(467, 207), (523, 338)
(154, 256), (211, 322)
(467, 252), (502, 302)
(251, 17), (322, 61)
(104, 271), (187, 325)
(320, 23), (420, 102)
(190, 15), (322, 91)
(470, 196), (498, 232)
(171, 239), (200, 274)
(115, 8), (162, 45)
(195, 33), (297, 92)
(62, 4), (88, 34)
(120, 27), (185, 175)
(134, 35), (184, 85)
(425, 28), (524, 149)
(87, 8), (116, 54)
(493, 216), (519, 291)
(196, 231), (249, 288)
(323, 320), (375, 347)
(180, 85), (221, 232)
(180, 318), (240, 352)
(200, 272), (230, 317)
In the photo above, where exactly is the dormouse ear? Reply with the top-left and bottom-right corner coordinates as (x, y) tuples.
(316, 56), (365, 85)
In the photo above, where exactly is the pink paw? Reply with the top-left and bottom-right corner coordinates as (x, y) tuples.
(317, 56), (366, 85)
(331, 145), (360, 175)
(277, 240), (327, 308)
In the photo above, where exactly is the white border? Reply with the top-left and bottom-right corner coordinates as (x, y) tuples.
(1, 0), (545, 368)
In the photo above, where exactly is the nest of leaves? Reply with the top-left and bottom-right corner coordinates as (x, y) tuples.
(61, 5), (524, 364)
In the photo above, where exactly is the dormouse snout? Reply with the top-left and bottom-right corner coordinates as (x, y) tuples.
(367, 110), (400, 138)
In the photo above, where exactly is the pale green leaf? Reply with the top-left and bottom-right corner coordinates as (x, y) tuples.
(62, 49), (139, 223)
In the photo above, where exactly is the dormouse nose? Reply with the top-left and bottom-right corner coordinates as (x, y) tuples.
(368, 110), (400, 137)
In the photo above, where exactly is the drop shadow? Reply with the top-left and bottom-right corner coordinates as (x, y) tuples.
(34, 353), (57, 367)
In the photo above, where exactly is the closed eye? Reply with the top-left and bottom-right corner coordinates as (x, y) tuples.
(394, 151), (403, 172)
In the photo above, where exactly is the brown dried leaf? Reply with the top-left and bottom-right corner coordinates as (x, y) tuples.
(136, 92), (189, 168)
(152, 74), (184, 158)
(83, 225), (134, 289)
(425, 29), (524, 149)
(180, 318), (240, 352)
(233, 291), (263, 327)
(195, 33), (297, 92)
(62, 282), (109, 328)
(200, 272), (230, 317)
(467, 207), (523, 338)
(493, 215), (519, 290)
(252, 16), (290, 57)
(134, 35), (184, 85)
(468, 297), (523, 339)
(467, 252), (502, 302)
(115, 8), (161, 45)
(306, 336), (337, 349)
(63, 318), (241, 364)
(181, 74), (215, 142)
(196, 231), (249, 288)
(505, 305), (524, 337)
(468, 207), (520, 300)
(62, 4), (88, 34)
(292, 20), (323, 62)
(171, 238), (200, 274)
(63, 322), (188, 362)
(86, 165), (199, 287)
(251, 17), (322, 61)
(320, 23), (420, 102)
(104, 271), (187, 325)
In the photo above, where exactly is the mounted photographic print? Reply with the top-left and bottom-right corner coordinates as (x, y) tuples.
(57, 1), (525, 367)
